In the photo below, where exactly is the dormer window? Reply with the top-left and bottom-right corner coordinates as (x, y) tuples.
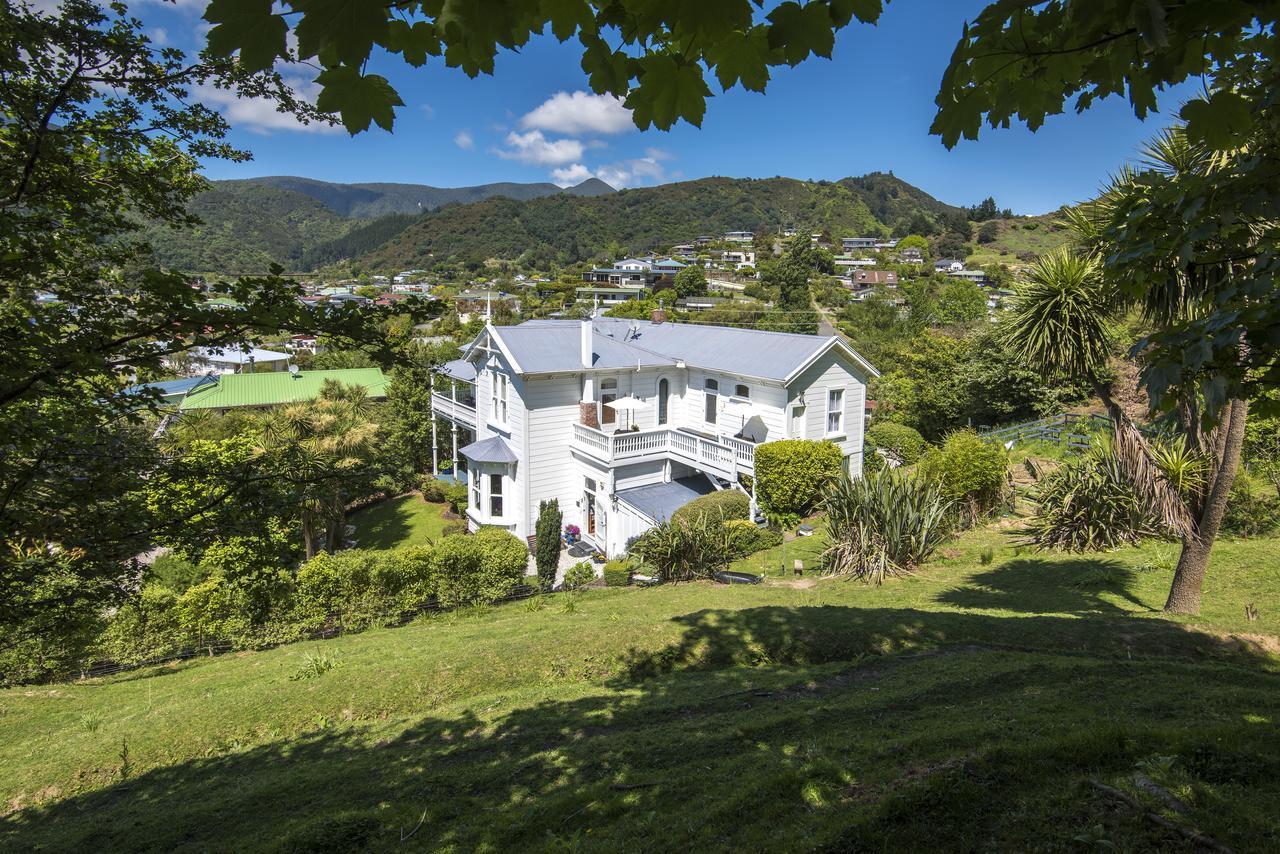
(734, 383), (750, 399)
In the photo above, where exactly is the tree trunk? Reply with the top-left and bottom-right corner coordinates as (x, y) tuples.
(302, 514), (317, 560)
(1164, 398), (1248, 615)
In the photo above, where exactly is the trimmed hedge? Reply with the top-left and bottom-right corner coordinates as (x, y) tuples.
(602, 560), (631, 587)
(867, 422), (928, 465)
(754, 439), (844, 519)
(671, 489), (750, 525)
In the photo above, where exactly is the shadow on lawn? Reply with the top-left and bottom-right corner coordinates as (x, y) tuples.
(934, 557), (1157, 615)
(349, 498), (414, 550)
(6, 606), (1279, 852)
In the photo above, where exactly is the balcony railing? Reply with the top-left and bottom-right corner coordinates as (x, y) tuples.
(572, 423), (754, 478)
(431, 393), (477, 428)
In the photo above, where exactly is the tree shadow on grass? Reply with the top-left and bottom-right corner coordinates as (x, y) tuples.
(4, 607), (1278, 852)
(348, 498), (415, 550)
(933, 557), (1158, 616)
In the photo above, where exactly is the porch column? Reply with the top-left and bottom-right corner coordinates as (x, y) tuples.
(451, 424), (459, 480)
(431, 417), (438, 475)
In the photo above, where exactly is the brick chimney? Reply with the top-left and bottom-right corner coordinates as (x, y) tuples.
(651, 307), (667, 324)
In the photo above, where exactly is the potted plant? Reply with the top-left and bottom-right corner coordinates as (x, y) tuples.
(563, 523), (581, 545)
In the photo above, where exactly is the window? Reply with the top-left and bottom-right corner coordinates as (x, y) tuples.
(470, 470), (481, 510)
(657, 378), (669, 425)
(489, 370), (509, 424)
(489, 473), (504, 517)
(600, 378), (618, 426)
(734, 383), (750, 399)
(704, 378), (718, 424)
(826, 388), (845, 436)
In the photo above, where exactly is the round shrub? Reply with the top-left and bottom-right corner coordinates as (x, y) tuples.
(671, 489), (750, 525)
(916, 429), (1010, 524)
(419, 476), (447, 503)
(441, 521), (468, 537)
(724, 519), (783, 557)
(602, 560), (631, 587)
(754, 439), (844, 520)
(866, 422), (927, 465)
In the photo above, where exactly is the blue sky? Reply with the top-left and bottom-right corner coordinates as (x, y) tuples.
(138, 0), (1193, 214)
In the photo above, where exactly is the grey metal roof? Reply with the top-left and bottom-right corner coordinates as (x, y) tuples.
(616, 476), (717, 522)
(436, 358), (477, 382)
(485, 318), (876, 380)
(491, 323), (675, 374)
(459, 435), (519, 464)
(592, 318), (831, 381)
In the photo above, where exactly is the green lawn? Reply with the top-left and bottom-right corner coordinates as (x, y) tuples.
(2, 523), (1278, 851)
(348, 494), (453, 550)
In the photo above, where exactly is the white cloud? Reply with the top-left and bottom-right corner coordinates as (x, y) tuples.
(195, 75), (342, 136)
(520, 91), (633, 136)
(454, 129), (475, 150)
(494, 129), (584, 166)
(420, 103), (435, 119)
(149, 27), (169, 46)
(551, 163), (592, 187)
(589, 155), (670, 188)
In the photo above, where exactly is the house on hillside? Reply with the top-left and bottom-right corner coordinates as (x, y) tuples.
(178, 345), (291, 376)
(723, 231), (754, 243)
(178, 368), (389, 413)
(934, 258), (965, 273)
(849, 270), (899, 288)
(841, 237), (879, 252)
(429, 313), (877, 557)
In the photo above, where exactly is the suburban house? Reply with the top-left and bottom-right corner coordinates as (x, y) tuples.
(723, 231), (754, 243)
(178, 345), (291, 375)
(429, 315), (877, 558)
(946, 268), (991, 286)
(934, 258), (965, 273)
(130, 367), (388, 414)
(581, 256), (686, 290)
(575, 283), (647, 305)
(849, 270), (899, 288)
(841, 236), (879, 252)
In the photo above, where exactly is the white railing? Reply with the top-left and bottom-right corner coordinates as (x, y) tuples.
(571, 423), (755, 476)
(432, 394), (478, 428)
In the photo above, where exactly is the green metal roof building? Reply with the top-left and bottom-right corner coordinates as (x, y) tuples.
(179, 368), (388, 411)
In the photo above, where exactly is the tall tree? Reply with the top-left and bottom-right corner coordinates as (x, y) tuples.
(0, 2), (430, 645)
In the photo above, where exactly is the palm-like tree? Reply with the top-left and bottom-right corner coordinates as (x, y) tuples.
(1003, 125), (1256, 615)
(256, 384), (380, 558)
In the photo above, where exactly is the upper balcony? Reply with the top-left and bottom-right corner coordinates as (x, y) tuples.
(571, 422), (755, 481)
(431, 391), (477, 429)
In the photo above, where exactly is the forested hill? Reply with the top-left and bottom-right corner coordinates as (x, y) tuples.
(358, 173), (968, 270)
(141, 176), (615, 273)
(238, 175), (615, 218)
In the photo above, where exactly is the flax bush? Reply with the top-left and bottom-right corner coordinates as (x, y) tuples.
(821, 469), (953, 584)
(1025, 443), (1160, 552)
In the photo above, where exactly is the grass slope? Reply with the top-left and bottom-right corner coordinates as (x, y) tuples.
(348, 494), (453, 550)
(2, 528), (1277, 851)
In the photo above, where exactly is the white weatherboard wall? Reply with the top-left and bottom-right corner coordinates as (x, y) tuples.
(522, 374), (582, 539)
(786, 348), (868, 475)
(683, 368), (788, 442)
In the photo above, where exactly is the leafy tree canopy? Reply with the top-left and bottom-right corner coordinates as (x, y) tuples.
(201, 0), (887, 134)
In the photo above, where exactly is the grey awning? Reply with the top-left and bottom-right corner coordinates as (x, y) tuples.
(459, 436), (518, 464)
(436, 358), (477, 382)
(615, 476), (717, 523)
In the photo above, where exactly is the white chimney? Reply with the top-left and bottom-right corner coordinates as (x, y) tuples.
(580, 318), (593, 368)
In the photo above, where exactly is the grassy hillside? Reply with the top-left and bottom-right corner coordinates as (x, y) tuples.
(968, 210), (1073, 269)
(3, 525), (1277, 851)
(360, 174), (966, 269)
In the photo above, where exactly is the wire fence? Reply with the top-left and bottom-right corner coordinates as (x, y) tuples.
(978, 412), (1114, 450)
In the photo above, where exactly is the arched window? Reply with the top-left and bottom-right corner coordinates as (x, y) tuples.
(657, 378), (669, 425)
(704, 378), (718, 425)
(735, 383), (750, 399)
(600, 378), (618, 425)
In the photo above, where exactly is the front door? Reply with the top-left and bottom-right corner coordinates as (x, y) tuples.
(585, 491), (596, 535)
(791, 404), (807, 439)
